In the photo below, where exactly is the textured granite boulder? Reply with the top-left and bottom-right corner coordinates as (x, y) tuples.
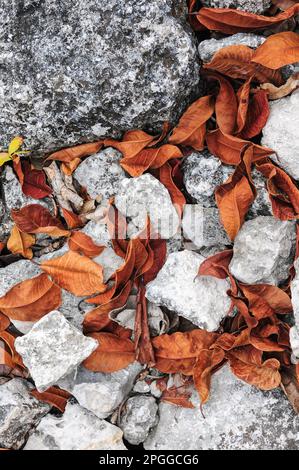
(262, 91), (299, 180)
(0, 260), (41, 298)
(58, 362), (143, 419)
(81, 220), (112, 247)
(0, 0), (200, 151)
(120, 396), (158, 445)
(145, 365), (299, 450)
(199, 33), (265, 63)
(202, 0), (271, 13)
(24, 401), (126, 450)
(0, 378), (50, 450)
(146, 250), (231, 331)
(230, 216), (296, 285)
(15, 310), (98, 392)
(115, 174), (180, 239)
(73, 148), (127, 200)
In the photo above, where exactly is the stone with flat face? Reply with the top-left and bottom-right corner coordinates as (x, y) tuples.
(202, 0), (271, 14)
(120, 395), (158, 445)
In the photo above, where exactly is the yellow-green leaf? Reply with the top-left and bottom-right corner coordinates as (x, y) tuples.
(8, 136), (24, 157)
(0, 153), (11, 167)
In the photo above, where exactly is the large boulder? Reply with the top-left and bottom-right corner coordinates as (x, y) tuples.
(0, 0), (200, 152)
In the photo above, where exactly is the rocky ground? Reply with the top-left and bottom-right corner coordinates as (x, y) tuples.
(1, 0), (299, 451)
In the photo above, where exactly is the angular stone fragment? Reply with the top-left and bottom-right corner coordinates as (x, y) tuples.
(199, 33), (265, 63)
(115, 174), (180, 239)
(0, 378), (50, 450)
(0, 260), (41, 298)
(262, 91), (299, 180)
(120, 396), (158, 445)
(0, 0), (200, 151)
(146, 250), (230, 331)
(74, 148), (127, 200)
(230, 216), (296, 285)
(145, 365), (299, 450)
(15, 311), (98, 392)
(202, 0), (271, 14)
(24, 401), (126, 450)
(58, 362), (143, 419)
(94, 247), (124, 282)
(81, 220), (112, 248)
(290, 258), (299, 359)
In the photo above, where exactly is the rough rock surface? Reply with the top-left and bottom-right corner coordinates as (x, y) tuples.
(0, 260), (41, 298)
(199, 33), (265, 63)
(146, 250), (231, 331)
(262, 91), (299, 180)
(15, 310), (98, 392)
(0, 0), (200, 151)
(58, 362), (143, 419)
(202, 0), (271, 13)
(73, 148), (127, 200)
(94, 247), (124, 282)
(145, 365), (299, 450)
(120, 396), (158, 445)
(115, 174), (180, 239)
(290, 258), (299, 358)
(230, 216), (296, 285)
(81, 220), (112, 247)
(0, 378), (50, 450)
(24, 401), (126, 450)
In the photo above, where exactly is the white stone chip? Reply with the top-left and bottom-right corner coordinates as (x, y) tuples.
(120, 396), (158, 445)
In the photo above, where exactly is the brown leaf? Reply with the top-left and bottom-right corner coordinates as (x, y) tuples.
(281, 366), (299, 413)
(68, 231), (105, 258)
(41, 250), (106, 296)
(62, 208), (84, 229)
(204, 45), (283, 86)
(240, 283), (292, 319)
(159, 162), (186, 216)
(236, 77), (253, 134)
(143, 239), (167, 284)
(134, 284), (155, 367)
(168, 95), (214, 150)
(31, 387), (71, 413)
(161, 383), (195, 409)
(21, 161), (52, 199)
(241, 89), (270, 139)
(0, 313), (10, 332)
(0, 331), (25, 371)
(261, 73), (299, 99)
(193, 348), (225, 404)
(47, 141), (104, 163)
(61, 158), (81, 176)
(198, 249), (233, 280)
(83, 332), (135, 373)
(272, 0), (299, 10)
(0, 273), (62, 322)
(252, 31), (299, 69)
(215, 145), (257, 240)
(12, 204), (69, 238)
(7, 225), (35, 259)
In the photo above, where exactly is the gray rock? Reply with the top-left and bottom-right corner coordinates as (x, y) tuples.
(290, 258), (299, 359)
(182, 204), (230, 248)
(0, 378), (50, 450)
(94, 247), (124, 282)
(0, 0), (200, 151)
(133, 380), (151, 394)
(15, 310), (98, 392)
(262, 91), (299, 180)
(145, 365), (299, 450)
(120, 396), (158, 445)
(24, 401), (126, 450)
(73, 148), (128, 200)
(290, 326), (299, 361)
(81, 220), (112, 248)
(58, 362), (143, 419)
(202, 0), (271, 14)
(115, 174), (180, 239)
(248, 169), (272, 219)
(199, 33), (265, 63)
(230, 216), (296, 285)
(167, 231), (184, 254)
(146, 250), (231, 331)
(0, 260), (41, 298)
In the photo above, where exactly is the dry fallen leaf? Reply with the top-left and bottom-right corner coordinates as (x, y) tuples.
(236, 77), (253, 134)
(7, 225), (35, 259)
(68, 231), (105, 258)
(159, 161), (186, 217)
(12, 204), (69, 238)
(240, 89), (270, 139)
(47, 141), (104, 163)
(21, 161), (52, 199)
(30, 387), (71, 413)
(240, 283), (292, 319)
(261, 73), (299, 99)
(193, 348), (225, 404)
(252, 31), (299, 69)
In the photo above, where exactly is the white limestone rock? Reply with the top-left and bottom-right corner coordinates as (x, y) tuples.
(145, 365), (299, 450)
(0, 378), (50, 450)
(229, 216), (296, 285)
(199, 33), (265, 63)
(120, 396), (158, 445)
(146, 250), (231, 331)
(81, 220), (112, 247)
(115, 174), (180, 239)
(24, 401), (126, 450)
(0, 260), (41, 298)
(58, 362), (143, 419)
(290, 326), (299, 361)
(94, 247), (124, 282)
(202, 0), (271, 14)
(262, 91), (299, 180)
(74, 148), (128, 200)
(290, 258), (299, 359)
(15, 311), (98, 392)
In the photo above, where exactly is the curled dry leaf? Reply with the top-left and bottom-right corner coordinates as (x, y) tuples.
(21, 161), (52, 199)
(0, 273), (61, 322)
(193, 348), (225, 404)
(168, 95), (214, 150)
(47, 141), (104, 163)
(83, 332), (135, 373)
(143, 239), (167, 285)
(261, 73), (299, 100)
(68, 231), (105, 258)
(159, 162), (186, 217)
(12, 204), (69, 238)
(236, 77), (253, 134)
(30, 387), (71, 413)
(161, 381), (195, 409)
(204, 45), (283, 86)
(240, 284), (292, 319)
(134, 283), (155, 367)
(41, 250), (106, 296)
(62, 208), (84, 229)
(252, 31), (299, 69)
(198, 249), (233, 280)
(7, 225), (35, 259)
(0, 330), (25, 372)
(104, 130), (156, 160)
(0, 312), (10, 332)
(240, 89), (270, 139)
(196, 5), (299, 35)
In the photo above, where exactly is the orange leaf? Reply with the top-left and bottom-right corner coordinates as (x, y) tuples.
(261, 73), (299, 100)
(0, 312), (10, 332)
(31, 387), (71, 413)
(68, 231), (105, 258)
(241, 89), (270, 139)
(134, 284), (155, 367)
(198, 249), (233, 279)
(236, 77), (253, 134)
(7, 225), (35, 259)
(168, 95), (214, 150)
(104, 130), (157, 160)
(12, 204), (69, 238)
(62, 208), (83, 229)
(240, 283), (292, 319)
(83, 332), (135, 373)
(159, 162), (186, 217)
(61, 158), (81, 175)
(161, 383), (195, 409)
(40, 251), (105, 296)
(0, 273), (61, 322)
(206, 71), (238, 134)
(252, 32), (299, 69)
(193, 348), (225, 404)
(47, 141), (104, 163)
(0, 331), (25, 370)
